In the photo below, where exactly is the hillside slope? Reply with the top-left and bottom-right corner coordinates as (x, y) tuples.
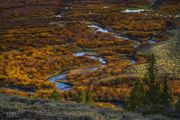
(0, 94), (178, 120)
(126, 28), (180, 79)
(150, 29), (180, 78)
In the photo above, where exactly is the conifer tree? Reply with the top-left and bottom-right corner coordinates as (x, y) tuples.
(175, 97), (180, 113)
(151, 0), (166, 9)
(128, 54), (172, 113)
(144, 54), (159, 112)
(128, 79), (145, 110)
(159, 76), (171, 110)
(144, 54), (172, 112)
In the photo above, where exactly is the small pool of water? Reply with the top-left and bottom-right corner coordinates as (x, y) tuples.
(87, 67), (99, 71)
(148, 40), (156, 44)
(56, 15), (62, 18)
(73, 52), (87, 57)
(88, 25), (108, 33)
(113, 34), (130, 40)
(49, 73), (67, 82)
(130, 56), (137, 64)
(88, 56), (107, 64)
(122, 9), (145, 13)
(49, 72), (71, 91)
(73, 51), (107, 65)
(56, 82), (72, 91)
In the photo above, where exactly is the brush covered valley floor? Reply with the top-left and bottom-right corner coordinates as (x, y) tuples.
(0, 0), (180, 116)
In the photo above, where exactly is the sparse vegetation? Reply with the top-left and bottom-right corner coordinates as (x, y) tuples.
(0, 94), (177, 120)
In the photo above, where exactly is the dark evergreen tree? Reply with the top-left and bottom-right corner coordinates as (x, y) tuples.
(159, 76), (172, 110)
(151, 0), (166, 9)
(144, 54), (158, 113)
(175, 97), (180, 113)
(128, 54), (172, 113)
(128, 79), (145, 110)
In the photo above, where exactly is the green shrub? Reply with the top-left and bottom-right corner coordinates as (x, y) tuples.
(51, 90), (59, 100)
(76, 89), (94, 105)
(128, 79), (146, 110)
(76, 90), (86, 103)
(85, 90), (94, 105)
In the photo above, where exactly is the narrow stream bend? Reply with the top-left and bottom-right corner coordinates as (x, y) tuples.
(49, 51), (107, 91)
(49, 21), (157, 91)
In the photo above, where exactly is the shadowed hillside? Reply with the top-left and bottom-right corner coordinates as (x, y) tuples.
(0, 94), (178, 120)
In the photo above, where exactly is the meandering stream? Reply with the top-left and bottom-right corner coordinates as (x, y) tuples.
(49, 6), (160, 92)
(49, 51), (107, 91)
(49, 21), (158, 91)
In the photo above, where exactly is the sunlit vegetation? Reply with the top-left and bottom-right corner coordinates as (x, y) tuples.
(0, 88), (30, 97)
(0, 0), (179, 112)
(0, 45), (100, 90)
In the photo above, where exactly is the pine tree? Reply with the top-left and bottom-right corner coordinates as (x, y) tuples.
(144, 54), (159, 112)
(128, 79), (145, 110)
(175, 97), (180, 113)
(151, 0), (166, 9)
(128, 54), (172, 113)
(159, 76), (171, 110)
(145, 54), (172, 113)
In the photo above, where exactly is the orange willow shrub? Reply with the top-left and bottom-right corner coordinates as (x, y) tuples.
(0, 45), (95, 90)
(0, 88), (30, 97)
(1, 0), (176, 101)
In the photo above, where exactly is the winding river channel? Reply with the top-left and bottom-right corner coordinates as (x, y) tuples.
(49, 51), (107, 91)
(3, 7), (160, 110)
(48, 6), (161, 92)
(48, 21), (156, 91)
